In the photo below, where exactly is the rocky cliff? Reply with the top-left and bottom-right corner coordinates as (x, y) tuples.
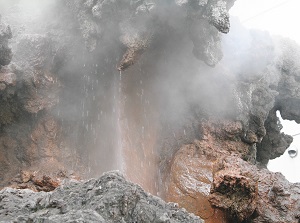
(0, 0), (300, 222)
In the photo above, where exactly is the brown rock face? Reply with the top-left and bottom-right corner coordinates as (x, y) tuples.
(165, 143), (228, 223)
(209, 162), (258, 221)
(164, 119), (300, 223)
(211, 157), (300, 223)
(164, 120), (249, 222)
(14, 170), (61, 192)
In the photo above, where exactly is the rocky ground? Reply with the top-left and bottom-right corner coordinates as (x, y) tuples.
(0, 171), (203, 222)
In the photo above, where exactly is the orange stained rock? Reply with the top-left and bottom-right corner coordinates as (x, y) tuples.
(165, 143), (229, 223)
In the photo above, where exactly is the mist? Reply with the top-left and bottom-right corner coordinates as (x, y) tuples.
(1, 0), (298, 193)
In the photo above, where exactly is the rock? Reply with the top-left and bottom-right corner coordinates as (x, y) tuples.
(164, 120), (250, 222)
(165, 120), (300, 223)
(20, 170), (32, 183)
(189, 18), (223, 66)
(257, 109), (293, 164)
(7, 166), (78, 192)
(0, 72), (16, 86)
(0, 171), (204, 223)
(206, 0), (230, 34)
(0, 15), (12, 67)
(209, 164), (258, 222)
(64, 0), (236, 70)
(211, 157), (300, 223)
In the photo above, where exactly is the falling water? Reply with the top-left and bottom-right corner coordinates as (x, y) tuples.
(115, 70), (125, 172)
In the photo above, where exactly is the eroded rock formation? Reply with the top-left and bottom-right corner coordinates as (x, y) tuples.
(210, 157), (300, 223)
(63, 0), (233, 69)
(164, 119), (300, 222)
(162, 34), (300, 222)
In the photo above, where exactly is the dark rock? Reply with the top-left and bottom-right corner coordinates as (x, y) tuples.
(189, 18), (223, 67)
(0, 15), (12, 67)
(64, 0), (235, 70)
(257, 109), (293, 164)
(0, 171), (204, 223)
(206, 0), (230, 34)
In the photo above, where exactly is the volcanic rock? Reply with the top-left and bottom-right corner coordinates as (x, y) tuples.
(164, 120), (249, 222)
(165, 120), (300, 223)
(64, 0), (235, 70)
(0, 15), (12, 67)
(210, 157), (300, 223)
(0, 171), (204, 223)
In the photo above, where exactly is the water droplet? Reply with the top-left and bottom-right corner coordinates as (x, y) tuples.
(288, 147), (298, 158)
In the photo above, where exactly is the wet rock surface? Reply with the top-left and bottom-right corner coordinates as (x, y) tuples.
(0, 171), (204, 223)
(0, 1), (120, 188)
(165, 120), (300, 223)
(164, 120), (248, 222)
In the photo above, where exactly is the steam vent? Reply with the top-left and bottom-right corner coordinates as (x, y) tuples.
(0, 0), (300, 222)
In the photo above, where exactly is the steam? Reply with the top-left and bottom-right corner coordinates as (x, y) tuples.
(1, 0), (295, 192)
